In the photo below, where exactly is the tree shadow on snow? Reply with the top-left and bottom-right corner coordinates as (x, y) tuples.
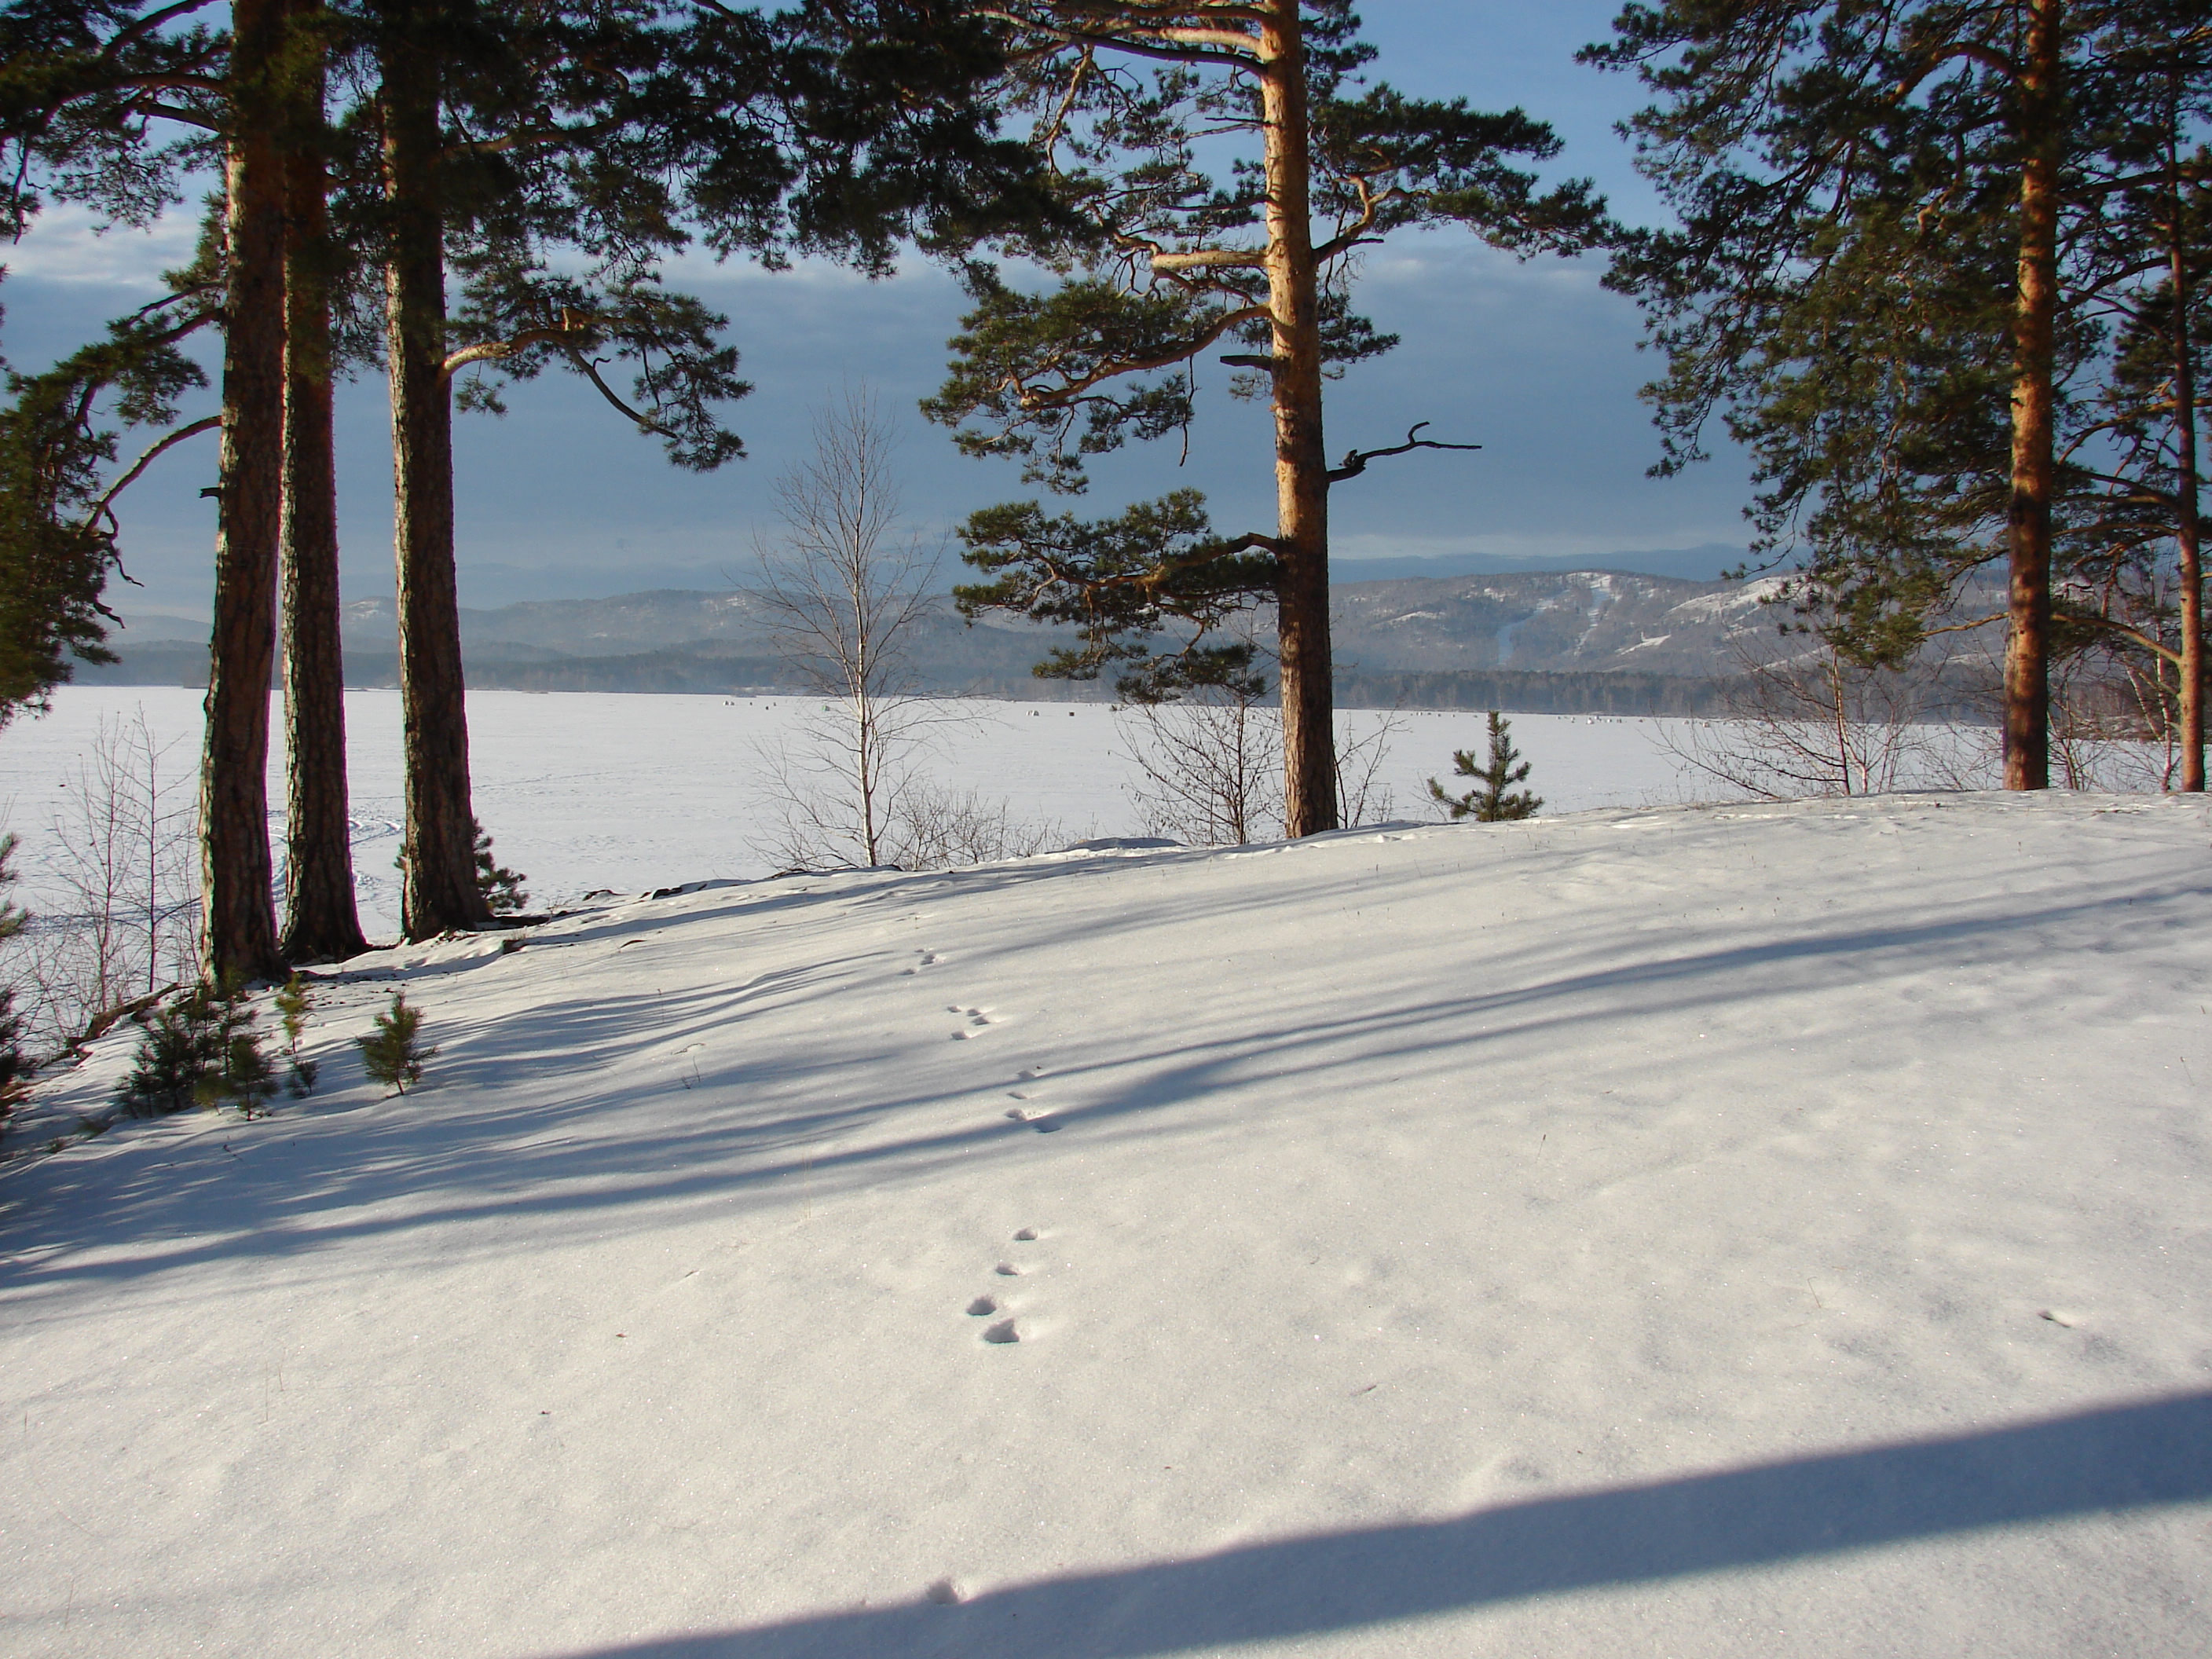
(543, 1390), (2212, 1658)
(3, 851), (2202, 1296)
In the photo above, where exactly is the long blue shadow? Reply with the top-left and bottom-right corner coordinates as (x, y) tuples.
(551, 1391), (2212, 1658)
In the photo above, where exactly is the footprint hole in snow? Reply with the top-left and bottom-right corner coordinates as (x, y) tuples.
(925, 1579), (961, 1605)
(1004, 1108), (1028, 1122)
(994, 1262), (1020, 1276)
(982, 1319), (1020, 1344)
(1012, 1227), (1038, 1241)
(966, 1295), (998, 1317)
(1032, 1119), (1062, 1133)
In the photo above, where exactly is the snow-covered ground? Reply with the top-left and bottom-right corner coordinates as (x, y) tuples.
(2, 789), (2207, 1656)
(0, 687), (1700, 936)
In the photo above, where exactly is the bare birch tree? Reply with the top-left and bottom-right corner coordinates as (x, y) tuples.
(752, 390), (943, 869)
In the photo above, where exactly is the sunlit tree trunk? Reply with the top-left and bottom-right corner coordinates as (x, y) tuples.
(2004, 0), (2063, 790)
(200, 0), (288, 982)
(2166, 134), (2206, 791)
(1258, 0), (1337, 836)
(381, 20), (489, 936)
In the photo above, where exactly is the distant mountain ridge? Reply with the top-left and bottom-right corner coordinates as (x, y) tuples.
(323, 567), (1782, 681)
(88, 566), (1833, 714)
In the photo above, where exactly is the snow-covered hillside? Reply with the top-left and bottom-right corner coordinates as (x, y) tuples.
(4, 793), (2209, 1657)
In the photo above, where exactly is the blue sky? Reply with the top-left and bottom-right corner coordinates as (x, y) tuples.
(0, 1), (1758, 621)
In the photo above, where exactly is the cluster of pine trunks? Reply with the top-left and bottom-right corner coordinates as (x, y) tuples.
(198, 0), (487, 983)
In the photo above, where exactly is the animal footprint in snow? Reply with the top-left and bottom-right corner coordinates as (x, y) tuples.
(994, 1262), (1020, 1276)
(904, 950), (943, 976)
(949, 1006), (996, 1040)
(1013, 1227), (1039, 1242)
(981, 1319), (1020, 1345)
(966, 1295), (1000, 1317)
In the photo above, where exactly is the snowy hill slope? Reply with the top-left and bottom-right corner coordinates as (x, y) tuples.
(4, 794), (2210, 1657)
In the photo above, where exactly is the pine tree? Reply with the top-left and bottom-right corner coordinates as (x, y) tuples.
(347, 0), (1051, 938)
(273, 972), (320, 1097)
(471, 821), (529, 916)
(192, 975), (277, 1118)
(1586, 0), (2209, 792)
(113, 987), (226, 1116)
(0, 266), (222, 731)
(1428, 712), (1541, 822)
(930, 0), (1606, 837)
(356, 988), (434, 1096)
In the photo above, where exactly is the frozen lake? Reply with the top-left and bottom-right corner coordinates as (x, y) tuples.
(5, 686), (1734, 936)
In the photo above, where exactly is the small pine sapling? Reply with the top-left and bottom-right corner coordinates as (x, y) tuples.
(356, 989), (436, 1096)
(1429, 711), (1544, 823)
(473, 820), (529, 915)
(113, 987), (225, 1116)
(273, 973), (320, 1097)
(190, 973), (279, 1119)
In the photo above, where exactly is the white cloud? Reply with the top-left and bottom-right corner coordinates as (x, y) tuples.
(3, 201), (204, 287)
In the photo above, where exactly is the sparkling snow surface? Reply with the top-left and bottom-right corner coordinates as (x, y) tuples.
(2, 710), (2210, 1657)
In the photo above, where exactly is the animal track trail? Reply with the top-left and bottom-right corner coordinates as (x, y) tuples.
(902, 950), (944, 976)
(947, 1005), (1000, 1041)
(969, 1227), (1046, 1343)
(1002, 1065), (1062, 1130)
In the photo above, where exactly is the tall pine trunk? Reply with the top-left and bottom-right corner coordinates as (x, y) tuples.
(380, 24), (488, 936)
(2004, 0), (2062, 791)
(2166, 125), (2206, 793)
(279, 32), (369, 960)
(1259, 0), (1337, 837)
(199, 0), (288, 983)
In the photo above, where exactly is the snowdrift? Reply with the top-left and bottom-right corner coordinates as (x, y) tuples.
(4, 793), (2208, 1657)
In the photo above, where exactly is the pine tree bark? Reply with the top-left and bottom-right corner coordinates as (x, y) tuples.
(2004, 0), (2063, 791)
(198, 0), (288, 983)
(1259, 0), (1338, 837)
(381, 24), (489, 937)
(278, 33), (370, 960)
(2166, 133), (2206, 793)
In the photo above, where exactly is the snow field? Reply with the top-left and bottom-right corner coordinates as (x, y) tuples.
(2, 789), (2208, 1656)
(0, 687), (1699, 937)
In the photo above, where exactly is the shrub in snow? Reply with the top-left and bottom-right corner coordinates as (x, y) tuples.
(192, 977), (279, 1119)
(1429, 711), (1542, 822)
(357, 990), (436, 1096)
(114, 976), (279, 1119)
(473, 822), (529, 915)
(113, 987), (225, 1116)
(274, 974), (320, 1098)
